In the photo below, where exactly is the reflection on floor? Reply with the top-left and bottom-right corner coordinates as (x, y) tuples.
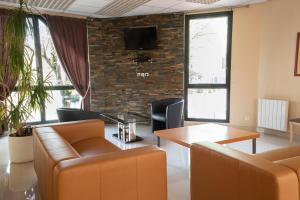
(0, 125), (298, 200)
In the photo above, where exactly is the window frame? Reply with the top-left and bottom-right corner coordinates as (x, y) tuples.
(20, 15), (75, 124)
(184, 11), (233, 123)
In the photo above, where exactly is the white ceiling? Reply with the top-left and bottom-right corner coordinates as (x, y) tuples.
(0, 0), (267, 18)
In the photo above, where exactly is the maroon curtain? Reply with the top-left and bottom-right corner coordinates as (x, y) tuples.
(45, 15), (90, 111)
(0, 9), (17, 101)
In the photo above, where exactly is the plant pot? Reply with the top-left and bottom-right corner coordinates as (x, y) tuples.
(8, 135), (33, 163)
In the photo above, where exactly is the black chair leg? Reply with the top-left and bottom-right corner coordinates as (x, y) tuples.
(157, 136), (160, 147)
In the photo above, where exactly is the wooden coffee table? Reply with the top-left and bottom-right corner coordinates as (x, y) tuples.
(154, 123), (260, 154)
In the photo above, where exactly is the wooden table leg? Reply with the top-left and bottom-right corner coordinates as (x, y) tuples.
(290, 122), (294, 143)
(252, 138), (256, 154)
(157, 136), (161, 147)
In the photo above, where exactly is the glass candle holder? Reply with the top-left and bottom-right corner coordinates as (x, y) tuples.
(129, 120), (136, 141)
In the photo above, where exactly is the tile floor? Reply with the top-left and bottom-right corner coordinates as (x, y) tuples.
(0, 124), (298, 200)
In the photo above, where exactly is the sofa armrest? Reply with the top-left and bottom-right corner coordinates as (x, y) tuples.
(191, 142), (299, 200)
(35, 119), (105, 144)
(166, 100), (184, 128)
(275, 156), (300, 180)
(53, 146), (167, 200)
(33, 128), (80, 200)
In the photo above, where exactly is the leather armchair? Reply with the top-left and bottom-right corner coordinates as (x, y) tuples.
(56, 108), (100, 122)
(191, 142), (300, 200)
(33, 120), (167, 200)
(151, 98), (184, 146)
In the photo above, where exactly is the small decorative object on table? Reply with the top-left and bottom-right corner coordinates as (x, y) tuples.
(100, 112), (148, 143)
(117, 119), (136, 142)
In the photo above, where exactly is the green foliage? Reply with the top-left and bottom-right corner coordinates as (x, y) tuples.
(0, 1), (52, 136)
(4, 1), (27, 77)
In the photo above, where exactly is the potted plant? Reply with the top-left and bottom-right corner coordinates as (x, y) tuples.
(0, 1), (51, 163)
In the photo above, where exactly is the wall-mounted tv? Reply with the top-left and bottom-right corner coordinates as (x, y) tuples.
(124, 26), (157, 50)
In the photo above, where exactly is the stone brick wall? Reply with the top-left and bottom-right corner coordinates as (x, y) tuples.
(88, 13), (184, 116)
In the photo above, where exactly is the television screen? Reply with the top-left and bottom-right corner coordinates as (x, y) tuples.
(124, 27), (157, 50)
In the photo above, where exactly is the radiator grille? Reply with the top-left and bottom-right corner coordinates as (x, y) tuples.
(258, 99), (289, 132)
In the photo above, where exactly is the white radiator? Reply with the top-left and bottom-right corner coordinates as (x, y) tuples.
(257, 99), (289, 132)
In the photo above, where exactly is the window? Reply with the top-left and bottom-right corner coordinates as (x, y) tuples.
(21, 17), (81, 124)
(185, 12), (232, 122)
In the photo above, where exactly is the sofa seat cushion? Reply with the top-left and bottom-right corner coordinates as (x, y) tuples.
(72, 137), (121, 157)
(152, 113), (166, 122)
(255, 146), (300, 162)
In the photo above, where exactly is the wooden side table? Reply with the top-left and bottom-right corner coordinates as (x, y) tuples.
(289, 118), (300, 142)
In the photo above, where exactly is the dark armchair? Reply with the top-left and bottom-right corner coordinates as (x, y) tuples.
(56, 108), (100, 122)
(151, 98), (184, 146)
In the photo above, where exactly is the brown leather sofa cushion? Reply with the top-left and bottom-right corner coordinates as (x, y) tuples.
(34, 120), (168, 200)
(275, 156), (300, 195)
(53, 146), (167, 200)
(275, 156), (300, 177)
(255, 146), (300, 183)
(51, 119), (105, 144)
(191, 142), (299, 200)
(72, 137), (121, 157)
(256, 145), (300, 162)
(34, 127), (80, 160)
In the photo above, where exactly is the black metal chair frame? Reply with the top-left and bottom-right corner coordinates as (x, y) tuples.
(56, 108), (100, 122)
(151, 98), (184, 146)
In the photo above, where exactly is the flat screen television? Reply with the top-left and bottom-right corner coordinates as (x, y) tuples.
(124, 26), (157, 50)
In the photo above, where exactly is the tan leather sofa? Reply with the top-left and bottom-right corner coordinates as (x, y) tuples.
(191, 142), (300, 200)
(33, 119), (167, 200)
